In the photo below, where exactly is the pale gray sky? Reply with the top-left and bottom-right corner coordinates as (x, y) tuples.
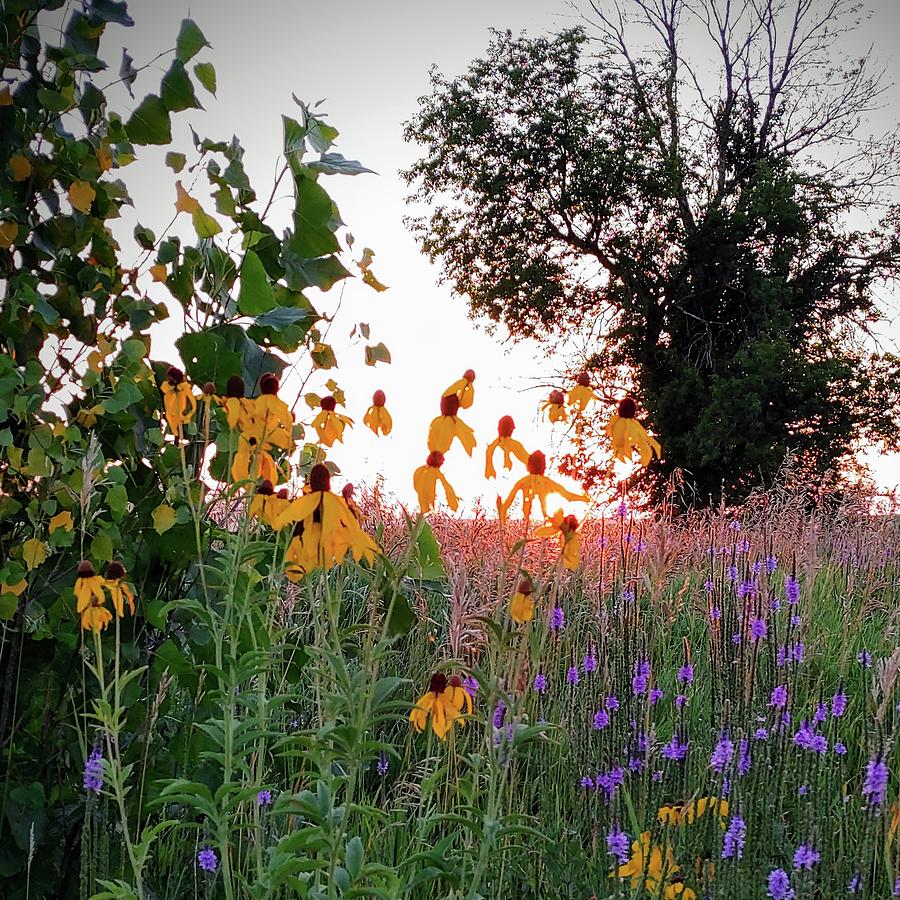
(92, 0), (900, 504)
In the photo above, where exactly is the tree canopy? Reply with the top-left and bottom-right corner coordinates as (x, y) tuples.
(403, 1), (900, 503)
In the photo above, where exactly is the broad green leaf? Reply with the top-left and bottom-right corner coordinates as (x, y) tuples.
(194, 62), (216, 96)
(191, 206), (221, 239)
(289, 175), (341, 258)
(411, 520), (445, 580)
(152, 504), (176, 535)
(176, 19), (210, 63)
(282, 248), (351, 292)
(160, 60), (199, 112)
(91, 531), (114, 563)
(164, 152), (186, 173)
(175, 329), (242, 393)
(282, 115), (307, 176)
(237, 250), (276, 315)
(125, 94), (172, 145)
(307, 153), (375, 177)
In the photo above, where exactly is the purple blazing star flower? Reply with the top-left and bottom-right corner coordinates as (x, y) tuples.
(704, 578), (714, 593)
(550, 607), (565, 631)
(739, 580), (757, 600)
(848, 874), (862, 894)
(198, 847), (218, 873)
(606, 828), (631, 865)
(631, 660), (650, 695)
(863, 757), (888, 806)
(729, 519), (742, 532)
(711, 735), (734, 772)
(793, 844), (820, 870)
(463, 676), (479, 695)
(603, 696), (619, 712)
(770, 685), (788, 709)
(731, 632), (742, 646)
(722, 814), (746, 860)
(621, 588), (635, 603)
(727, 564), (739, 582)
(580, 776), (594, 789)
(771, 598), (781, 612)
(752, 559), (762, 575)
(798, 784), (808, 796)
(785, 576), (800, 605)
(892, 876), (900, 896)
(737, 739), (751, 776)
(596, 767), (624, 800)
(628, 756), (642, 772)
(652, 770), (663, 782)
(710, 606), (722, 621)
(834, 742), (847, 756)
(257, 789), (273, 806)
(567, 666), (580, 686)
(593, 709), (610, 730)
(738, 538), (751, 553)
(793, 642), (805, 663)
(750, 617), (767, 641)
(583, 652), (598, 674)
(492, 701), (506, 728)
(636, 732), (648, 753)
(793, 721), (816, 751)
(790, 614), (801, 627)
(616, 500), (628, 518)
(767, 868), (794, 900)
(831, 690), (847, 717)
(766, 554), (778, 574)
(813, 703), (828, 725)
(661, 737), (689, 761)
(857, 650), (872, 668)
(754, 727), (769, 741)
(675, 694), (687, 709)
(533, 673), (547, 694)
(677, 664), (694, 684)
(649, 688), (663, 705)
(377, 752), (389, 776)
(83, 748), (104, 794)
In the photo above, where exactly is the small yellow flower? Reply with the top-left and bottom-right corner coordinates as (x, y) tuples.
(567, 372), (598, 413)
(541, 389), (567, 423)
(499, 451), (589, 523)
(606, 397), (661, 466)
(409, 673), (472, 740)
(442, 368), (475, 409)
(484, 415), (529, 478)
(427, 394), (476, 456)
(104, 561), (135, 618)
(311, 395), (353, 447)
(160, 366), (197, 433)
(49, 510), (74, 534)
(248, 480), (290, 528)
(363, 389), (392, 436)
(250, 374), (294, 450)
(75, 561), (112, 632)
(231, 435), (278, 484)
(274, 465), (379, 578)
(217, 375), (256, 432)
(534, 510), (582, 571)
(413, 451), (459, 513)
(509, 576), (534, 623)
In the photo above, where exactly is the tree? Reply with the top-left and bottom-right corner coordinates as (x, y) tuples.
(403, 1), (900, 504)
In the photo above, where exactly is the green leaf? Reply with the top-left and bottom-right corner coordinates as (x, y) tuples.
(289, 176), (341, 258)
(345, 836), (363, 880)
(125, 94), (172, 146)
(176, 330), (242, 393)
(307, 153), (375, 177)
(160, 60), (200, 112)
(282, 249), (351, 292)
(91, 531), (114, 563)
(252, 307), (314, 329)
(191, 207), (221, 239)
(386, 589), (415, 637)
(282, 115), (307, 176)
(411, 520), (445, 580)
(176, 19), (210, 63)
(194, 62), (216, 96)
(237, 250), (276, 315)
(165, 152), (186, 173)
(0, 594), (18, 620)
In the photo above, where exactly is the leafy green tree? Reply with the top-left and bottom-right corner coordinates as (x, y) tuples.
(403, 1), (900, 503)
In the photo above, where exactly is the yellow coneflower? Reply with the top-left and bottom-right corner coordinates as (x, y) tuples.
(534, 510), (582, 571)
(427, 394), (476, 456)
(312, 395), (353, 447)
(484, 415), (529, 478)
(160, 367), (197, 433)
(611, 831), (678, 893)
(248, 480), (290, 528)
(567, 372), (598, 413)
(413, 451), (459, 513)
(509, 575), (535, 623)
(274, 465), (379, 576)
(409, 673), (471, 740)
(606, 397), (661, 466)
(442, 368), (475, 409)
(541, 389), (567, 423)
(658, 796), (729, 828)
(231, 434), (278, 485)
(104, 561), (135, 618)
(363, 389), (392, 436)
(75, 561), (112, 633)
(499, 451), (589, 523)
(665, 876), (698, 900)
(217, 375), (256, 432)
(252, 374), (294, 450)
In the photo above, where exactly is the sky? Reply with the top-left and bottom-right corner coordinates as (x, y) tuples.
(89, 0), (900, 509)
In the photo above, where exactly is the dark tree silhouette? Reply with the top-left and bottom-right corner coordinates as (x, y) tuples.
(403, 0), (900, 504)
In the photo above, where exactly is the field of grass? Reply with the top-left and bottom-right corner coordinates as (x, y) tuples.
(64, 478), (900, 900)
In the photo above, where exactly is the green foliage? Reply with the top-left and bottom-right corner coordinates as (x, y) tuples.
(403, 22), (900, 503)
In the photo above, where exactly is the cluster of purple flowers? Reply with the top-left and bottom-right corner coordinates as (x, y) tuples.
(710, 734), (734, 772)
(722, 813), (746, 859)
(83, 748), (104, 794)
(792, 843), (820, 870)
(549, 607), (564, 631)
(605, 827), (630, 865)
(197, 846), (218, 873)
(631, 660), (650, 695)
(863, 756), (888, 806)
(777, 642), (805, 667)
(661, 736), (689, 761)
(767, 868), (795, 899)
(793, 720), (827, 754)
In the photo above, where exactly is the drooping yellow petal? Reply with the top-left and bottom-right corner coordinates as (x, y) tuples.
(509, 591), (534, 623)
(427, 416), (456, 454)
